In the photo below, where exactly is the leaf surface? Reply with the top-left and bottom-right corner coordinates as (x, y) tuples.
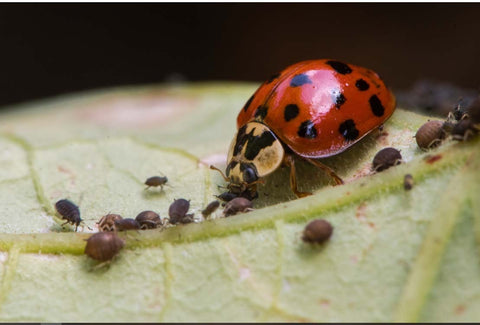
(0, 83), (478, 321)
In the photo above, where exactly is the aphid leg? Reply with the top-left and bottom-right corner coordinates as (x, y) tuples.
(303, 157), (344, 185)
(210, 165), (230, 182)
(284, 155), (312, 198)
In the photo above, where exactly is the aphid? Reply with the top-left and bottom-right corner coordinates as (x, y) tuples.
(447, 102), (469, 122)
(201, 200), (220, 218)
(168, 198), (195, 224)
(223, 197), (253, 217)
(451, 119), (479, 141)
(403, 174), (414, 191)
(135, 210), (163, 229)
(96, 213), (123, 232)
(114, 218), (140, 231)
(302, 219), (333, 244)
(372, 147), (402, 172)
(215, 192), (238, 202)
(144, 176), (168, 190)
(55, 199), (83, 231)
(211, 59), (396, 198)
(84, 232), (125, 262)
(415, 120), (447, 150)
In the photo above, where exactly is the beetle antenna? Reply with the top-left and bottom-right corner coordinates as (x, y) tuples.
(210, 165), (229, 182)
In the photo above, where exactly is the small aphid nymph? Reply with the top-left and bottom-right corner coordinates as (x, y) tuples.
(84, 232), (125, 262)
(135, 210), (163, 229)
(97, 213), (123, 232)
(451, 119), (479, 141)
(55, 199), (83, 231)
(201, 200), (220, 218)
(372, 147), (402, 172)
(302, 219), (333, 244)
(145, 176), (168, 190)
(114, 218), (140, 231)
(223, 197), (253, 217)
(404, 174), (414, 191)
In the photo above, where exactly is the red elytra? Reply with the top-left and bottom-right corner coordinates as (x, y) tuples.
(237, 59), (396, 158)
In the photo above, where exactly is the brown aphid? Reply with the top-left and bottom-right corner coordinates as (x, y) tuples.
(215, 192), (238, 202)
(415, 120), (447, 150)
(114, 218), (140, 231)
(404, 174), (414, 191)
(145, 176), (168, 190)
(135, 210), (163, 229)
(201, 200), (220, 218)
(55, 199), (83, 231)
(451, 119), (479, 141)
(168, 198), (195, 224)
(96, 213), (123, 232)
(84, 232), (125, 262)
(302, 219), (333, 244)
(372, 147), (402, 172)
(223, 197), (253, 217)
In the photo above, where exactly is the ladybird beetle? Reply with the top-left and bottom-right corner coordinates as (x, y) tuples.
(212, 59), (396, 198)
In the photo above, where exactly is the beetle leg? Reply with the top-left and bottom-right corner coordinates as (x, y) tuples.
(303, 158), (344, 185)
(284, 155), (312, 198)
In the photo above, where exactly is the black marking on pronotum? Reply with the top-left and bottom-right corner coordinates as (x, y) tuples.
(290, 74), (312, 87)
(355, 79), (370, 91)
(297, 120), (318, 139)
(339, 119), (359, 141)
(254, 105), (268, 120)
(332, 91), (346, 109)
(226, 161), (239, 175)
(243, 95), (254, 112)
(369, 95), (385, 117)
(326, 60), (352, 74)
(266, 72), (281, 84)
(233, 125), (248, 156)
(244, 128), (277, 160)
(284, 104), (299, 122)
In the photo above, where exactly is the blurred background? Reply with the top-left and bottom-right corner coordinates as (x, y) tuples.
(0, 3), (479, 114)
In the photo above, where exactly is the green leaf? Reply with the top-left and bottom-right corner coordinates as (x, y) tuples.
(0, 83), (478, 322)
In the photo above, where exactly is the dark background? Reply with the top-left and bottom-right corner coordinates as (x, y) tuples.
(0, 3), (479, 108)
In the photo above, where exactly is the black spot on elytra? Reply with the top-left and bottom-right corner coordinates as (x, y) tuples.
(266, 72), (280, 84)
(290, 74), (312, 87)
(355, 79), (370, 91)
(284, 104), (299, 122)
(339, 119), (359, 141)
(243, 95), (254, 112)
(244, 128), (277, 160)
(297, 120), (317, 139)
(334, 92), (346, 109)
(254, 105), (268, 120)
(326, 60), (352, 74)
(369, 95), (385, 117)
